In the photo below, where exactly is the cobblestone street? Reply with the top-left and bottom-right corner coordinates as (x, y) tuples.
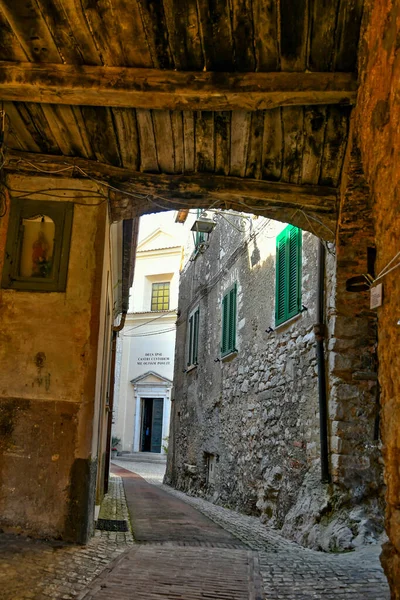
(0, 455), (390, 599)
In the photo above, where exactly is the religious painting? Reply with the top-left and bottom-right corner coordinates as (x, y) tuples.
(2, 198), (73, 292)
(19, 215), (55, 279)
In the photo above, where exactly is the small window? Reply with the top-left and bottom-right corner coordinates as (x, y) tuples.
(151, 282), (170, 311)
(205, 453), (217, 485)
(187, 307), (199, 367)
(275, 225), (302, 326)
(221, 283), (237, 356)
(2, 198), (73, 292)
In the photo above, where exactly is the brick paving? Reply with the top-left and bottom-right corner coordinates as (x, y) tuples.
(81, 546), (264, 600)
(114, 457), (390, 600)
(83, 463), (264, 599)
(112, 464), (245, 546)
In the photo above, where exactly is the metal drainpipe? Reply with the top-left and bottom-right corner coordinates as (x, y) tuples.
(314, 241), (331, 483)
(104, 311), (127, 493)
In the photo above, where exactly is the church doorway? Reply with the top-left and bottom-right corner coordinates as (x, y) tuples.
(140, 398), (164, 453)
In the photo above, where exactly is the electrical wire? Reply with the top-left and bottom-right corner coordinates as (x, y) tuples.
(4, 183), (108, 204)
(373, 250), (400, 283)
(182, 216), (272, 315)
(124, 327), (176, 338)
(216, 211), (252, 233)
(124, 309), (178, 333)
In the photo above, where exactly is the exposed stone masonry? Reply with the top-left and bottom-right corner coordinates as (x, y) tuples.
(352, 1), (400, 594)
(167, 212), (384, 552)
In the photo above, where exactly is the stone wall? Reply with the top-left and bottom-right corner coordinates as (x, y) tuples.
(353, 0), (400, 594)
(167, 212), (384, 551)
(327, 141), (383, 513)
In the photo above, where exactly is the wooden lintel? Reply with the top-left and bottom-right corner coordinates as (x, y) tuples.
(5, 150), (338, 240)
(5, 150), (338, 210)
(0, 61), (357, 110)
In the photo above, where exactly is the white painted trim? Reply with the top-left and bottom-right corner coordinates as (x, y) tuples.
(132, 382), (172, 454)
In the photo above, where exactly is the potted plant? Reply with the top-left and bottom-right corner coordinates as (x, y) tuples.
(111, 436), (121, 459)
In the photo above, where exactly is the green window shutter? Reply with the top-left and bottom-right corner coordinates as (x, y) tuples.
(187, 308), (200, 366)
(221, 295), (228, 354)
(275, 232), (287, 324)
(221, 284), (237, 356)
(188, 314), (193, 366)
(287, 226), (302, 318)
(275, 226), (302, 325)
(193, 309), (199, 364)
(228, 284), (237, 352)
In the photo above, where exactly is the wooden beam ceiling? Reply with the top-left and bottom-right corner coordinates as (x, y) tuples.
(5, 151), (337, 210)
(0, 62), (358, 110)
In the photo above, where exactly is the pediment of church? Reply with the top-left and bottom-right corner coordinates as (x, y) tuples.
(137, 228), (180, 252)
(130, 371), (173, 386)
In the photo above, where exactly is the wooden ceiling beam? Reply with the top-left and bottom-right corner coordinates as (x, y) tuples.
(5, 150), (338, 239)
(0, 61), (357, 110)
(5, 150), (337, 211)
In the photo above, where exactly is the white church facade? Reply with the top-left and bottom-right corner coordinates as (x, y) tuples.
(113, 225), (183, 454)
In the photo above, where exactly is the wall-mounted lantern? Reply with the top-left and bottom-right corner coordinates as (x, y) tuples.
(190, 211), (216, 257)
(190, 213), (216, 235)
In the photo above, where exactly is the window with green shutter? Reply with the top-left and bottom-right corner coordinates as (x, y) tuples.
(187, 307), (200, 366)
(275, 225), (302, 326)
(221, 283), (237, 356)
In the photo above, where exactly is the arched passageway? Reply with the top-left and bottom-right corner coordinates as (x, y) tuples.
(0, 0), (398, 596)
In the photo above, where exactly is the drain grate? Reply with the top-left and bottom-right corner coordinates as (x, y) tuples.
(96, 519), (128, 532)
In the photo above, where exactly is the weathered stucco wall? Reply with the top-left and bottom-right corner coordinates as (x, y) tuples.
(167, 213), (384, 551)
(0, 174), (108, 542)
(354, 1), (400, 594)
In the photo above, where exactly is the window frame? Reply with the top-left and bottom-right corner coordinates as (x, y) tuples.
(275, 225), (302, 326)
(221, 282), (237, 357)
(150, 281), (170, 311)
(1, 198), (73, 292)
(187, 306), (200, 367)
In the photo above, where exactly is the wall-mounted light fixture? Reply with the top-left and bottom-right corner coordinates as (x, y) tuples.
(191, 212), (216, 235)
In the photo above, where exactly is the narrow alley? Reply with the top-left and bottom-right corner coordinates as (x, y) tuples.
(1, 455), (389, 600)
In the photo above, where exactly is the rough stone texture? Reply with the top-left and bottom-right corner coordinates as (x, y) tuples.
(352, 1), (400, 595)
(0, 175), (108, 541)
(329, 143), (381, 496)
(166, 214), (384, 551)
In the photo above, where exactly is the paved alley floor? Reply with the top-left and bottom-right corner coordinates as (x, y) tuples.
(83, 464), (264, 599)
(112, 456), (390, 600)
(0, 455), (391, 599)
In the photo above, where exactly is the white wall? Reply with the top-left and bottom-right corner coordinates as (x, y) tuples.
(113, 222), (183, 453)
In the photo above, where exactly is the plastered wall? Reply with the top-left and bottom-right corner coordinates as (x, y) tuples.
(0, 174), (108, 542)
